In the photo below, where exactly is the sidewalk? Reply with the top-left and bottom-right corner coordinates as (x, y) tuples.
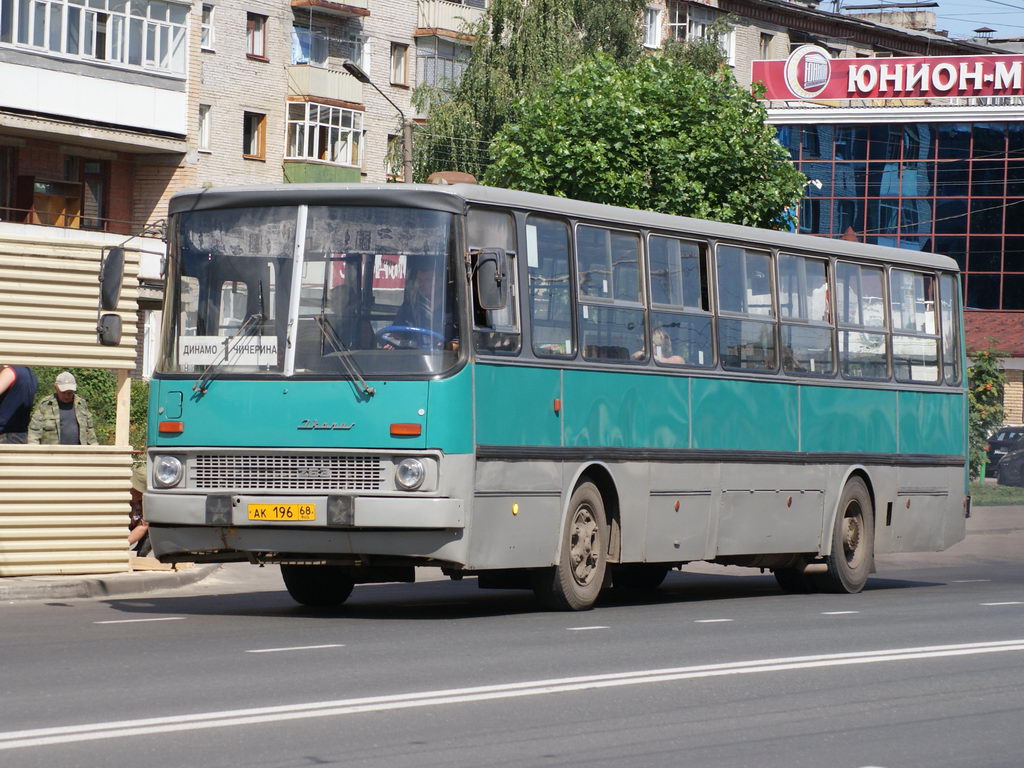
(0, 559), (220, 601)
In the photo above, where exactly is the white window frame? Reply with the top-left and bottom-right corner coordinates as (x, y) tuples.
(0, 0), (188, 75)
(198, 103), (211, 151)
(643, 6), (661, 49)
(285, 101), (364, 168)
(200, 3), (214, 51)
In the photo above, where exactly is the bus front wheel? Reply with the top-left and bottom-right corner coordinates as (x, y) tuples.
(533, 481), (608, 611)
(820, 477), (874, 594)
(281, 564), (355, 607)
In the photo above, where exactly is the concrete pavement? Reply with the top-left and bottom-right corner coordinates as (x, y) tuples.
(0, 561), (220, 601)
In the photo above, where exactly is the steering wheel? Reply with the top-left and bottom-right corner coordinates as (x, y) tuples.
(376, 324), (445, 350)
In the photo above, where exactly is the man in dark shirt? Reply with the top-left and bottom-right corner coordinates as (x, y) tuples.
(0, 364), (38, 444)
(27, 371), (99, 445)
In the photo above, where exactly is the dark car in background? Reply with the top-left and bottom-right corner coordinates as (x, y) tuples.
(988, 425), (1024, 477)
(997, 440), (1024, 486)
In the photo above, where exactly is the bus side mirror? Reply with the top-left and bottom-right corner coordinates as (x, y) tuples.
(99, 247), (125, 311)
(474, 249), (509, 311)
(97, 313), (123, 346)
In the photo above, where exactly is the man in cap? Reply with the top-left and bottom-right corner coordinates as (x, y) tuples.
(0, 364), (38, 443)
(27, 371), (99, 445)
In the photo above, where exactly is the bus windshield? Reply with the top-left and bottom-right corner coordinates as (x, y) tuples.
(160, 205), (461, 378)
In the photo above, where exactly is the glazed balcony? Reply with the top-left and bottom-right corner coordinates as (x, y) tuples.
(286, 64), (362, 104)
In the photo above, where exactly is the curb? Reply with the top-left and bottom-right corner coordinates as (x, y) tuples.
(0, 563), (221, 602)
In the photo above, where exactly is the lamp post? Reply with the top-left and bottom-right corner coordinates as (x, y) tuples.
(342, 60), (413, 183)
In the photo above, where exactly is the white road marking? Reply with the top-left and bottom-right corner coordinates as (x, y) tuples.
(821, 611), (860, 615)
(981, 602), (1022, 606)
(694, 619), (734, 624)
(3, 639), (1024, 751)
(951, 579), (991, 583)
(566, 626), (608, 632)
(245, 644), (345, 654)
(93, 617), (185, 625)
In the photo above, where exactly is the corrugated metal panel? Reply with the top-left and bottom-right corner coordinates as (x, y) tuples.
(0, 233), (140, 369)
(0, 447), (133, 576)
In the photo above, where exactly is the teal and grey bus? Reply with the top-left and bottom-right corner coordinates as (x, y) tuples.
(146, 183), (968, 610)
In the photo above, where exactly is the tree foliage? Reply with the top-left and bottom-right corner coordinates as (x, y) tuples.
(483, 53), (806, 228)
(967, 348), (1006, 479)
(411, 0), (644, 182)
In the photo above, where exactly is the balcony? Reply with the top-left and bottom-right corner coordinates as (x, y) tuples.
(290, 0), (369, 18)
(286, 65), (363, 104)
(417, 0), (487, 37)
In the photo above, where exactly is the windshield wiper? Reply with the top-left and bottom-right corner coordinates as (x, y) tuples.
(193, 311), (264, 395)
(316, 313), (375, 398)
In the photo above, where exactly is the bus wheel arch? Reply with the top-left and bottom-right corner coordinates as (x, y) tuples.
(575, 464), (621, 564)
(820, 470), (876, 594)
(532, 465), (618, 611)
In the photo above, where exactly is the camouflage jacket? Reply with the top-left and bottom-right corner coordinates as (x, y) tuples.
(27, 394), (99, 445)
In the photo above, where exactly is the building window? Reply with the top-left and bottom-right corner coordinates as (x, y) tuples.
(0, 0), (188, 74)
(243, 111), (266, 159)
(390, 42), (408, 85)
(759, 32), (773, 59)
(286, 102), (362, 167)
(198, 104), (212, 151)
(665, 2), (734, 66)
(643, 7), (661, 49)
(200, 4), (214, 50)
(416, 36), (469, 93)
(80, 159), (106, 230)
(291, 25), (326, 66)
(342, 30), (368, 69)
(246, 12), (266, 59)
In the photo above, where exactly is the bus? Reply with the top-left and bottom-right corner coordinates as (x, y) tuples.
(145, 183), (969, 611)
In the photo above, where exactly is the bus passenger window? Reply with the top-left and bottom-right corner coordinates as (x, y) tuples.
(890, 269), (939, 383)
(577, 226), (645, 362)
(940, 274), (961, 385)
(716, 245), (776, 371)
(836, 261), (888, 380)
(527, 216), (574, 357)
(468, 208), (520, 354)
(648, 235), (712, 367)
(778, 254), (833, 376)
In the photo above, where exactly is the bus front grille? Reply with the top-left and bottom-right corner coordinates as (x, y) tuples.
(191, 454), (384, 491)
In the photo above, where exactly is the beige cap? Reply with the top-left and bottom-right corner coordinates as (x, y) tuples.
(55, 371), (77, 392)
(131, 464), (147, 493)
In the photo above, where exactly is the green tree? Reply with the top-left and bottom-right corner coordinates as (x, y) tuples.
(483, 52), (806, 228)
(967, 348), (1006, 479)
(410, 0), (644, 182)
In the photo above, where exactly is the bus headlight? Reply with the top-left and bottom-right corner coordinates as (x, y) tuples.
(153, 455), (184, 488)
(395, 458), (425, 491)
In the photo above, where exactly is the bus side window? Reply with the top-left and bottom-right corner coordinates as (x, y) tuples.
(527, 216), (575, 358)
(836, 261), (889, 380)
(468, 207), (520, 354)
(778, 253), (834, 376)
(890, 268), (939, 383)
(577, 225), (645, 362)
(716, 245), (776, 371)
(939, 273), (961, 385)
(648, 234), (712, 368)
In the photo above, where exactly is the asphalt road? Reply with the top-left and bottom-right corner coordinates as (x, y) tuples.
(2, 506), (1022, 768)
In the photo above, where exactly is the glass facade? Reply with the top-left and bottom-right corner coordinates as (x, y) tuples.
(779, 121), (1024, 309)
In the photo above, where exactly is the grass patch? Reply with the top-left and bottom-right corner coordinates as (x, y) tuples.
(970, 482), (1024, 506)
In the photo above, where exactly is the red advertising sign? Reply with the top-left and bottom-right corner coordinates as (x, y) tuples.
(752, 46), (1024, 101)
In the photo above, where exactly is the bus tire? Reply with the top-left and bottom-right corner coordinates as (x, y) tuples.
(821, 477), (874, 594)
(533, 481), (608, 611)
(280, 564), (355, 607)
(613, 564), (669, 591)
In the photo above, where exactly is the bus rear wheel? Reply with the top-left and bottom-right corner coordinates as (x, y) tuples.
(533, 481), (608, 611)
(280, 564), (355, 607)
(820, 477), (874, 594)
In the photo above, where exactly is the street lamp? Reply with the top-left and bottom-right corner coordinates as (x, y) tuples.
(342, 60), (413, 183)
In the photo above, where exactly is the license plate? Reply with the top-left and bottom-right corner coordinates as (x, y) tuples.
(247, 503), (316, 522)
